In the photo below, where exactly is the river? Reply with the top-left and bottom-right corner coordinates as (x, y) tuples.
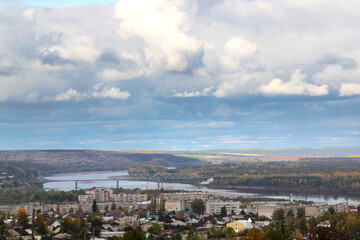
(43, 171), (360, 205)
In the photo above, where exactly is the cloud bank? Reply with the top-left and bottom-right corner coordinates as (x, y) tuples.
(1, 0), (360, 149)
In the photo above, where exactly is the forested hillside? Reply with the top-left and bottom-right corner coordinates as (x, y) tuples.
(0, 150), (199, 173)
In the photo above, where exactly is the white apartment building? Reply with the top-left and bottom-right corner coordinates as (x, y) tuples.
(205, 201), (241, 215)
(78, 188), (147, 203)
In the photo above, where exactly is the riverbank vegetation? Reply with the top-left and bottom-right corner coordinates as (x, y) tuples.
(192, 158), (360, 196)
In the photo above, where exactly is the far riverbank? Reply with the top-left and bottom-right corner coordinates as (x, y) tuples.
(44, 170), (360, 205)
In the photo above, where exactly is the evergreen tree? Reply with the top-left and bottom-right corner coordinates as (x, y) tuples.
(299, 217), (308, 235)
(220, 206), (227, 217)
(92, 199), (97, 213)
(91, 217), (102, 237)
(328, 207), (335, 215)
(263, 209), (291, 240)
(296, 208), (305, 219)
(286, 209), (294, 218)
(174, 232), (182, 240)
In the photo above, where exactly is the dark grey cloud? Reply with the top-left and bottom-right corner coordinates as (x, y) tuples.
(38, 50), (75, 66)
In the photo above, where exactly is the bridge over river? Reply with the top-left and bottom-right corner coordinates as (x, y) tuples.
(34, 173), (204, 191)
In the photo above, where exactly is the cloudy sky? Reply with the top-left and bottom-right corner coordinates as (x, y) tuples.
(1, 0), (360, 150)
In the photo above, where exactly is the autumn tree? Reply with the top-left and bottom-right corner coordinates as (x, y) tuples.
(246, 227), (264, 240)
(111, 203), (117, 211)
(16, 208), (29, 229)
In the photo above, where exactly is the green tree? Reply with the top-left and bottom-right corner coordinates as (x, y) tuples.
(299, 217), (308, 235)
(328, 207), (335, 215)
(174, 232), (182, 240)
(263, 224), (291, 240)
(186, 229), (199, 240)
(309, 217), (318, 231)
(191, 199), (205, 215)
(272, 209), (286, 226)
(286, 209), (294, 218)
(92, 199), (97, 213)
(123, 226), (145, 240)
(264, 209), (291, 240)
(297, 208), (305, 219)
(91, 217), (102, 237)
(287, 217), (296, 232)
(220, 206), (227, 217)
(38, 221), (49, 235)
(148, 223), (162, 235)
(0, 217), (9, 239)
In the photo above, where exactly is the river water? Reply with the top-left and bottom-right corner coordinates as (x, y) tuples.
(43, 171), (360, 205)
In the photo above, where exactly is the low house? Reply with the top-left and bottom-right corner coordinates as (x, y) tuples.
(54, 233), (71, 240)
(349, 205), (358, 213)
(253, 220), (270, 228)
(193, 216), (218, 230)
(317, 220), (331, 228)
(49, 220), (61, 234)
(226, 218), (253, 233)
(8, 229), (21, 238)
(222, 216), (234, 223)
(100, 231), (125, 238)
(108, 210), (124, 220)
(177, 209), (197, 218)
(141, 221), (161, 232)
(170, 220), (187, 227)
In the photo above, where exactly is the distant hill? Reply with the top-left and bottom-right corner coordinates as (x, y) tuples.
(0, 150), (200, 174)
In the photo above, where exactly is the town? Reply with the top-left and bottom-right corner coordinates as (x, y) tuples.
(0, 187), (358, 239)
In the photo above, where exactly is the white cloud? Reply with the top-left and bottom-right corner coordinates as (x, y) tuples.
(173, 86), (213, 97)
(2, 0), (360, 104)
(258, 69), (329, 96)
(92, 87), (131, 99)
(45, 36), (99, 64)
(221, 36), (257, 72)
(55, 88), (87, 101)
(114, 0), (202, 72)
(55, 84), (130, 101)
(213, 72), (272, 98)
(22, 8), (35, 21)
(98, 68), (147, 81)
(339, 83), (360, 96)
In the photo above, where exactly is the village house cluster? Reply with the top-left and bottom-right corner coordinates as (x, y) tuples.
(0, 187), (357, 239)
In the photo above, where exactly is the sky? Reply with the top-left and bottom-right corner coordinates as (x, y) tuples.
(0, 0), (360, 150)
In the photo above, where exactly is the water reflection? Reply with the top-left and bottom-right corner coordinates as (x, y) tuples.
(44, 171), (360, 205)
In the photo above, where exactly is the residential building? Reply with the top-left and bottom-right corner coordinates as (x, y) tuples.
(247, 201), (301, 218)
(205, 201), (241, 215)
